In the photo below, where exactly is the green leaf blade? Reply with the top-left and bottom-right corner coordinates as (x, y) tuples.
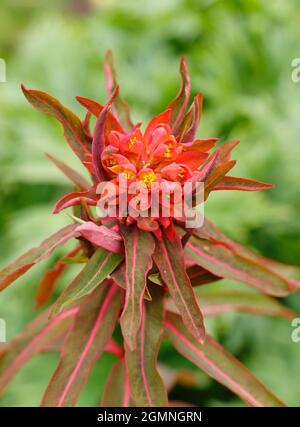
(101, 359), (130, 407)
(166, 289), (295, 319)
(165, 312), (286, 407)
(186, 235), (291, 297)
(21, 85), (90, 161)
(0, 308), (76, 395)
(154, 235), (205, 343)
(0, 224), (77, 291)
(52, 248), (123, 315)
(124, 285), (168, 407)
(41, 282), (123, 407)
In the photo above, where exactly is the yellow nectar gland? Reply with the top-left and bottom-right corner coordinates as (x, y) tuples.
(106, 158), (117, 167)
(177, 167), (186, 181)
(123, 169), (135, 179)
(164, 143), (173, 159)
(129, 136), (138, 149)
(139, 170), (157, 188)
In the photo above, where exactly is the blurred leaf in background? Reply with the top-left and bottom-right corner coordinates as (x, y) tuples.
(0, 0), (300, 406)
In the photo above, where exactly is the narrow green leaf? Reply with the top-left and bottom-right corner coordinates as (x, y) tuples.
(111, 262), (152, 301)
(46, 153), (90, 190)
(187, 265), (221, 286)
(21, 85), (90, 161)
(166, 289), (295, 319)
(212, 176), (274, 192)
(186, 235), (292, 297)
(51, 248), (123, 316)
(148, 273), (164, 286)
(104, 50), (134, 131)
(179, 92), (203, 144)
(0, 307), (76, 395)
(153, 234), (205, 343)
(204, 160), (236, 197)
(120, 226), (155, 350)
(101, 359), (131, 407)
(167, 56), (190, 133)
(125, 285), (168, 407)
(198, 220), (300, 291)
(35, 247), (80, 309)
(195, 219), (300, 291)
(41, 282), (123, 407)
(0, 224), (77, 291)
(165, 312), (286, 407)
(35, 260), (67, 309)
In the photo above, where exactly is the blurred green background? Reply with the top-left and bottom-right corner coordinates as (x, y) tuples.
(1, 0), (300, 406)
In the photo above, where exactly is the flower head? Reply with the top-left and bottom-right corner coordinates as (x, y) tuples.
(21, 50), (272, 243)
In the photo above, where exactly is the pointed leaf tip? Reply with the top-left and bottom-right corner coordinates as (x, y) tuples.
(21, 85), (90, 161)
(165, 312), (286, 407)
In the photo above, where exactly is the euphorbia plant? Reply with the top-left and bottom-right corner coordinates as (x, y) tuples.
(0, 51), (299, 407)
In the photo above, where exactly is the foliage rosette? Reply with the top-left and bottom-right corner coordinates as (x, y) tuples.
(0, 51), (299, 407)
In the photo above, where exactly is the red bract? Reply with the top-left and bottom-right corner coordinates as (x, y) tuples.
(0, 51), (299, 407)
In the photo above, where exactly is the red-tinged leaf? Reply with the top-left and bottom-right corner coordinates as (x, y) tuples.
(185, 235), (292, 296)
(104, 340), (124, 358)
(186, 265), (221, 286)
(153, 234), (205, 343)
(76, 197), (94, 222)
(21, 85), (89, 161)
(111, 262), (152, 301)
(76, 222), (123, 254)
(120, 226), (155, 350)
(254, 258), (300, 290)
(124, 285), (168, 407)
(46, 153), (90, 190)
(53, 187), (97, 214)
(199, 219), (300, 292)
(193, 218), (229, 242)
(192, 219), (300, 291)
(42, 337), (123, 357)
(165, 312), (286, 407)
(204, 160), (237, 197)
(101, 359), (131, 407)
(51, 248), (124, 316)
(76, 96), (124, 132)
(41, 282), (123, 407)
(92, 88), (119, 182)
(196, 220), (300, 291)
(0, 307), (77, 395)
(81, 110), (93, 141)
(36, 261), (66, 309)
(213, 176), (274, 192)
(168, 57), (191, 133)
(40, 335), (66, 353)
(203, 219), (300, 290)
(196, 139), (238, 180)
(214, 139), (240, 165)
(193, 151), (220, 183)
(0, 224), (77, 291)
(183, 137), (218, 152)
(175, 149), (208, 170)
(76, 96), (103, 117)
(179, 92), (203, 144)
(35, 247), (80, 309)
(166, 289), (295, 319)
(104, 50), (134, 132)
